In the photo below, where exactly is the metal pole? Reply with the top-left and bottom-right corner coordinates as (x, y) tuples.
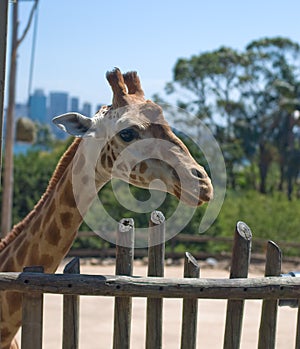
(28, 0), (39, 99)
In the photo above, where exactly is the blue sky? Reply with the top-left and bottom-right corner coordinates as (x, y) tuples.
(7, 0), (300, 112)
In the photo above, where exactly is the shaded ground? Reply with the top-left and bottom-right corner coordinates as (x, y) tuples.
(16, 259), (300, 348)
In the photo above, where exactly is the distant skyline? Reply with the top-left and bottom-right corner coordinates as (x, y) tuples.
(5, 0), (300, 115)
(12, 88), (94, 142)
(19, 87), (93, 121)
(18, 88), (93, 117)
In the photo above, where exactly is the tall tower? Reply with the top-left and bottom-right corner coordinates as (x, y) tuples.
(49, 92), (69, 138)
(49, 92), (68, 117)
(81, 102), (92, 117)
(28, 89), (47, 123)
(70, 97), (79, 112)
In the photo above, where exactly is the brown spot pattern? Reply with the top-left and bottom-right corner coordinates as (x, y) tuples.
(40, 254), (54, 268)
(46, 220), (61, 245)
(139, 161), (148, 174)
(6, 292), (21, 316)
(107, 156), (113, 168)
(59, 181), (77, 208)
(1, 326), (12, 340)
(139, 176), (146, 183)
(81, 175), (89, 185)
(60, 212), (73, 229)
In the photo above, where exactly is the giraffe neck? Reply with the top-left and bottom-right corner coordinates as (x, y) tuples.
(0, 138), (110, 273)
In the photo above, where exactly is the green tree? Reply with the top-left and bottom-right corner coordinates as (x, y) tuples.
(33, 123), (56, 150)
(0, 139), (70, 226)
(166, 47), (248, 189)
(243, 37), (300, 195)
(166, 36), (300, 196)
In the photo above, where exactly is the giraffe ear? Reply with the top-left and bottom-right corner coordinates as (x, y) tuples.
(52, 113), (94, 138)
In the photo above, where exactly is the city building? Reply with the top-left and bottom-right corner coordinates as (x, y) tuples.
(15, 103), (28, 119)
(49, 92), (69, 138)
(70, 97), (80, 112)
(81, 102), (92, 116)
(28, 89), (47, 123)
(10, 90), (94, 144)
(49, 92), (68, 118)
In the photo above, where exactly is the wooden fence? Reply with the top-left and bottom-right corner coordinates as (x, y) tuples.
(71, 229), (300, 263)
(2, 211), (300, 348)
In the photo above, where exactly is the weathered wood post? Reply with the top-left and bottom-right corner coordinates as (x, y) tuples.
(258, 241), (281, 349)
(113, 218), (135, 349)
(146, 211), (165, 349)
(0, 0), (8, 178)
(21, 266), (44, 349)
(180, 252), (200, 349)
(223, 221), (252, 349)
(295, 300), (300, 349)
(63, 257), (80, 349)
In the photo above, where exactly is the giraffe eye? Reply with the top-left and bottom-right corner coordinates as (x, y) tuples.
(118, 128), (139, 142)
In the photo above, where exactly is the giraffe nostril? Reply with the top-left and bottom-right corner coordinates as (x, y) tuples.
(191, 168), (205, 179)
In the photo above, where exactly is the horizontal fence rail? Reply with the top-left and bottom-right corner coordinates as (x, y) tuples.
(76, 230), (300, 250)
(1, 272), (300, 299)
(71, 231), (300, 264)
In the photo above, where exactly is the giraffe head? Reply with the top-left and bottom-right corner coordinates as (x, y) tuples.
(53, 68), (213, 206)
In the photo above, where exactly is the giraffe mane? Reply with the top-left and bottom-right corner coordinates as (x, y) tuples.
(0, 138), (82, 251)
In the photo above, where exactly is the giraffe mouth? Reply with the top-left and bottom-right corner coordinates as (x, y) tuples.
(173, 182), (213, 207)
(171, 168), (213, 206)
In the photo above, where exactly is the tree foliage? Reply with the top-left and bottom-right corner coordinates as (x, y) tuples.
(166, 36), (300, 198)
(0, 139), (71, 226)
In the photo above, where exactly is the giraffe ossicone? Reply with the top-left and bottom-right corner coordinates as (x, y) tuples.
(0, 68), (213, 349)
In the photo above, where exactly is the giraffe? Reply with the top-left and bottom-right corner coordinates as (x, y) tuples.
(0, 68), (213, 349)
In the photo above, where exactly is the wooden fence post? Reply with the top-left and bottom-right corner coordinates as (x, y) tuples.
(63, 257), (80, 349)
(146, 211), (165, 349)
(180, 252), (200, 349)
(223, 221), (252, 349)
(0, 0), (8, 183)
(295, 302), (300, 349)
(258, 241), (281, 349)
(21, 266), (44, 349)
(113, 218), (135, 349)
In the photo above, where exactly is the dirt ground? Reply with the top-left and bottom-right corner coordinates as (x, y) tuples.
(16, 259), (300, 348)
